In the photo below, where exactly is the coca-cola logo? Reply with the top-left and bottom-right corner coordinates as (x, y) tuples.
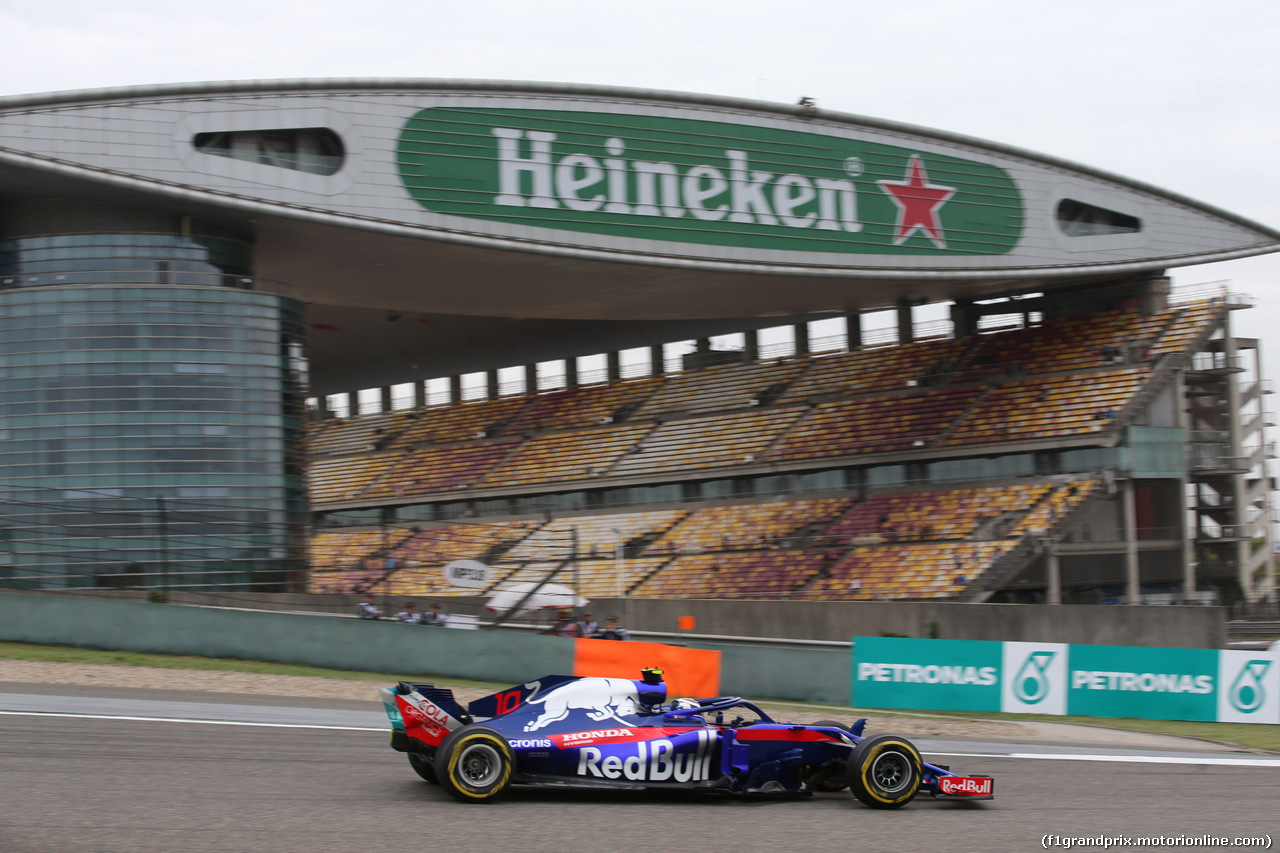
(398, 696), (454, 745)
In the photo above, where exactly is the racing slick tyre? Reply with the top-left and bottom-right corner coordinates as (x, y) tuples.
(408, 752), (438, 784)
(434, 727), (515, 803)
(809, 721), (852, 792)
(846, 734), (922, 809)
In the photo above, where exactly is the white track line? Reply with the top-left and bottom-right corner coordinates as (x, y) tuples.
(0, 709), (383, 732)
(929, 750), (1280, 768)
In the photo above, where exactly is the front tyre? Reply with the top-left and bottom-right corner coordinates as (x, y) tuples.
(408, 752), (438, 784)
(434, 727), (515, 803)
(846, 734), (922, 809)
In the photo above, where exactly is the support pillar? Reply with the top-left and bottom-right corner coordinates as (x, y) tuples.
(486, 369), (499, 399)
(744, 330), (759, 362)
(564, 357), (578, 388)
(793, 323), (810, 357)
(845, 311), (862, 350)
(524, 364), (537, 395)
(606, 351), (621, 383)
(448, 375), (462, 405)
(650, 344), (665, 376)
(412, 380), (426, 409)
(950, 300), (977, 339)
(1176, 478), (1196, 603)
(1121, 479), (1141, 604)
(897, 300), (914, 346)
(380, 385), (393, 413)
(1044, 540), (1061, 605)
(694, 338), (711, 370)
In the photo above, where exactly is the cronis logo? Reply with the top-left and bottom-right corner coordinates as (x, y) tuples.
(1229, 660), (1272, 714)
(507, 738), (554, 749)
(576, 730), (715, 783)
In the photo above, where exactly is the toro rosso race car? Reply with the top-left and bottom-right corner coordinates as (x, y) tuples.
(380, 668), (993, 808)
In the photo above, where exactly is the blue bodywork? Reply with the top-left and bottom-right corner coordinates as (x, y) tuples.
(382, 672), (988, 802)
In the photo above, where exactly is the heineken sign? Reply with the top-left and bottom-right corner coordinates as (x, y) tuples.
(853, 637), (1280, 724)
(397, 108), (1023, 257)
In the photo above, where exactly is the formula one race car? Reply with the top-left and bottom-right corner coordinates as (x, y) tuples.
(380, 668), (993, 808)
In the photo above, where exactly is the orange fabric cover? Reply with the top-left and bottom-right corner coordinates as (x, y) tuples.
(573, 638), (721, 698)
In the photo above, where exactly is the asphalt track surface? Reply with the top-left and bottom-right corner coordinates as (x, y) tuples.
(2, 685), (1278, 853)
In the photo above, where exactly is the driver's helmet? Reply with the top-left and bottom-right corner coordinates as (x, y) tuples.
(670, 697), (701, 712)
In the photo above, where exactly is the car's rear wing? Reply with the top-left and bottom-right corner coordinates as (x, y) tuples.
(381, 682), (472, 748)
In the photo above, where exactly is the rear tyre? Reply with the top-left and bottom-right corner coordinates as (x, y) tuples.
(408, 752), (438, 784)
(810, 721), (852, 792)
(434, 727), (515, 803)
(846, 734), (922, 809)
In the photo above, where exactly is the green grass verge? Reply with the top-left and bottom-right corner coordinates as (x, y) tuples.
(0, 641), (509, 692)
(3, 641), (1277, 753)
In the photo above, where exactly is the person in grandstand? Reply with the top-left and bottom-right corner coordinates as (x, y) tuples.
(396, 602), (422, 624)
(423, 603), (448, 626)
(356, 594), (382, 620)
(547, 608), (580, 637)
(601, 615), (629, 641)
(576, 612), (600, 638)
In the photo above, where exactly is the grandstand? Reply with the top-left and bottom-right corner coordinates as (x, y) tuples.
(308, 284), (1275, 607)
(1, 79), (1275, 609)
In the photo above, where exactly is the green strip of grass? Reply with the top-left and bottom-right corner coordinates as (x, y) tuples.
(0, 641), (508, 691)
(3, 641), (1277, 753)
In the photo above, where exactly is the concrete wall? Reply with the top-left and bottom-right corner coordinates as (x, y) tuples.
(0, 593), (574, 685)
(691, 642), (850, 705)
(35, 591), (1226, 651)
(0, 593), (852, 703)
(602, 598), (1226, 649)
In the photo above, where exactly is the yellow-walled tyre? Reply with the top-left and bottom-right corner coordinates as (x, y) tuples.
(846, 734), (922, 809)
(434, 727), (514, 803)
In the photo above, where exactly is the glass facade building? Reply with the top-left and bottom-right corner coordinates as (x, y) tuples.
(0, 222), (308, 590)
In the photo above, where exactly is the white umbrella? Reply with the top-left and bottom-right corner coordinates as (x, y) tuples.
(485, 582), (588, 616)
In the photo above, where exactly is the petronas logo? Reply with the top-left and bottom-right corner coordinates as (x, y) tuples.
(1013, 652), (1056, 704)
(1229, 660), (1272, 713)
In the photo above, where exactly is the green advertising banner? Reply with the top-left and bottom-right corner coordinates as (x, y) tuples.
(852, 636), (1002, 712)
(852, 638), (1277, 724)
(1067, 643), (1218, 722)
(398, 108), (1023, 257)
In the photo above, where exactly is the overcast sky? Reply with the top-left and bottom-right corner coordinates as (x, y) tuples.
(3, 0), (1279, 378)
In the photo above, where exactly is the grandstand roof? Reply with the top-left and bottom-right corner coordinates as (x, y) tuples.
(3, 79), (1278, 392)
